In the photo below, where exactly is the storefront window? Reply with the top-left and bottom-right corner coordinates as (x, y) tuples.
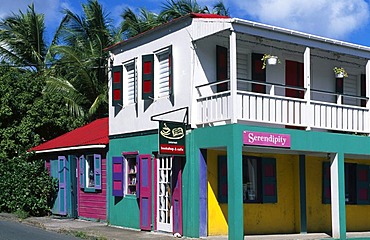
(243, 157), (259, 202)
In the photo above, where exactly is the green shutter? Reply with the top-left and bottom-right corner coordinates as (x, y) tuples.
(261, 158), (277, 203)
(112, 65), (123, 106)
(356, 164), (370, 205)
(322, 162), (331, 204)
(218, 155), (228, 203)
(142, 54), (154, 100)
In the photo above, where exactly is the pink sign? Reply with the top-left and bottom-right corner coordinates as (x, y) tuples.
(243, 131), (291, 148)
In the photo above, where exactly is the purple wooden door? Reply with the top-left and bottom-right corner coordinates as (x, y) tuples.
(139, 154), (152, 230)
(172, 157), (183, 235)
(58, 156), (67, 215)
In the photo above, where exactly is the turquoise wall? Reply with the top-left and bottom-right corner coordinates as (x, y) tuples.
(108, 134), (157, 229)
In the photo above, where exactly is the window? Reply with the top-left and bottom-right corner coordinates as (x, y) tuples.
(126, 155), (138, 195)
(142, 46), (173, 100)
(86, 155), (95, 188)
(218, 155), (277, 204)
(123, 60), (137, 106)
(156, 47), (172, 98)
(112, 152), (139, 197)
(322, 162), (370, 204)
(79, 154), (102, 191)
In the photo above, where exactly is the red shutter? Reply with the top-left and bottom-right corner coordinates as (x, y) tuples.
(285, 60), (304, 98)
(216, 46), (228, 92)
(112, 65), (123, 106)
(252, 53), (266, 93)
(142, 54), (154, 100)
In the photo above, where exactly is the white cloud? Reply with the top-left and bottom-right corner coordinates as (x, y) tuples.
(231, 0), (369, 39)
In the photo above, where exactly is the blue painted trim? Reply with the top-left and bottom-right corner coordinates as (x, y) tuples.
(299, 155), (307, 233)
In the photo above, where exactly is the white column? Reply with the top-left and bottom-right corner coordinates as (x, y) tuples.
(304, 47), (311, 130)
(330, 152), (346, 239)
(230, 30), (238, 124)
(366, 60), (370, 134)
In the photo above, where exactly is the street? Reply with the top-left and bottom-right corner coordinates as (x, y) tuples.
(0, 220), (80, 240)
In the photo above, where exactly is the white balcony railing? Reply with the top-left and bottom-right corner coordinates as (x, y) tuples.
(196, 79), (370, 133)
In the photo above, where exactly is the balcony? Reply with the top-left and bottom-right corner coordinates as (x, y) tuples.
(196, 78), (369, 133)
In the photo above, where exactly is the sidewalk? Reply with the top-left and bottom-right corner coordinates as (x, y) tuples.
(1, 212), (370, 240)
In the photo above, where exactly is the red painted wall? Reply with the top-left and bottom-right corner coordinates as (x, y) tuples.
(78, 158), (107, 221)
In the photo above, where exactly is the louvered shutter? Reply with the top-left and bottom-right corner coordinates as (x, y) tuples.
(157, 47), (172, 98)
(126, 61), (136, 105)
(361, 74), (366, 107)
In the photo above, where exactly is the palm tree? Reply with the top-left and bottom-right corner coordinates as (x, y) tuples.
(47, 0), (114, 118)
(0, 4), (47, 72)
(120, 8), (166, 39)
(160, 0), (209, 21)
(211, 1), (230, 16)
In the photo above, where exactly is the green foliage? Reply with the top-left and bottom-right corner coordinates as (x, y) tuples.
(0, 66), (84, 216)
(0, 66), (84, 159)
(0, 152), (58, 216)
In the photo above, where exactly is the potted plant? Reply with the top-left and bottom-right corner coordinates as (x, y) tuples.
(261, 54), (280, 69)
(333, 67), (348, 78)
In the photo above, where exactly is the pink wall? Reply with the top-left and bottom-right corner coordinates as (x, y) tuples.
(78, 158), (107, 221)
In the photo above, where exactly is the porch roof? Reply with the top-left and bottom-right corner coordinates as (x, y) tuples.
(31, 117), (108, 153)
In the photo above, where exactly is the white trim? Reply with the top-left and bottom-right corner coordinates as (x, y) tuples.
(34, 144), (106, 154)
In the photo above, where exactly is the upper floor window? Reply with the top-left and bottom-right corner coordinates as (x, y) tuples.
(142, 46), (173, 100)
(123, 59), (137, 106)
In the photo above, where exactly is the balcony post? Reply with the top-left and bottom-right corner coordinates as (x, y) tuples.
(366, 60), (370, 133)
(230, 30), (237, 124)
(304, 47), (311, 130)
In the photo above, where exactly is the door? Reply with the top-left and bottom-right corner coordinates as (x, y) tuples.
(58, 156), (67, 215)
(139, 154), (152, 230)
(285, 60), (304, 98)
(157, 156), (173, 232)
(156, 156), (183, 234)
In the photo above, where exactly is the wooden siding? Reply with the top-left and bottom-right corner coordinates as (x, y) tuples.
(78, 158), (107, 221)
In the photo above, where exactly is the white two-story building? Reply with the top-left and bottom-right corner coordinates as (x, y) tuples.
(106, 13), (370, 239)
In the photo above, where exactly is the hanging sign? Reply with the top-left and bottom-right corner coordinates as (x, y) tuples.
(243, 131), (291, 148)
(159, 121), (186, 155)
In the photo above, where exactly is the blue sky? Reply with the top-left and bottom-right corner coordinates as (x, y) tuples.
(1, 0), (370, 46)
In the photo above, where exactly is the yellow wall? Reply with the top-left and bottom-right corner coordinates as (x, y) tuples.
(207, 150), (301, 235)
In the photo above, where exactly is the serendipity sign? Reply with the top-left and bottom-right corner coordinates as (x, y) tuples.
(159, 121), (186, 155)
(243, 131), (291, 148)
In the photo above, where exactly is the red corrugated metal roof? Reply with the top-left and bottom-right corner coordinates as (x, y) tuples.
(31, 117), (108, 152)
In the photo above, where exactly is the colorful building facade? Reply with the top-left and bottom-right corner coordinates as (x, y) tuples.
(32, 118), (108, 221)
(106, 14), (370, 239)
